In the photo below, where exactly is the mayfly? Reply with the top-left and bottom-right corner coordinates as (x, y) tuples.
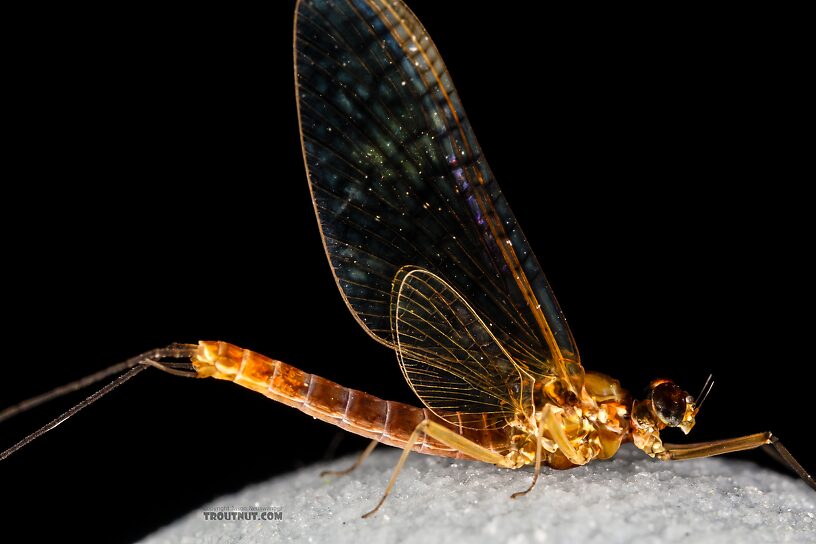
(2, 0), (813, 519)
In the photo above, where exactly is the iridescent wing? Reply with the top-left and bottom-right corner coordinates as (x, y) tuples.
(294, 0), (584, 402)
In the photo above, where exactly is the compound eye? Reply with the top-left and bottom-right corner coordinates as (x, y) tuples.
(651, 382), (687, 426)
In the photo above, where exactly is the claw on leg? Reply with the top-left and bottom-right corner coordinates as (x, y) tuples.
(510, 410), (545, 500)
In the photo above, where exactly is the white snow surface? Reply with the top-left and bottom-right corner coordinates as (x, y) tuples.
(140, 444), (815, 544)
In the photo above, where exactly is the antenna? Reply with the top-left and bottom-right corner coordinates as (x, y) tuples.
(695, 373), (715, 412)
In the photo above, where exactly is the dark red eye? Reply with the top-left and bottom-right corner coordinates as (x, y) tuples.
(651, 382), (687, 426)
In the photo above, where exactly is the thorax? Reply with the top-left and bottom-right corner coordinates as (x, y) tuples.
(503, 371), (632, 469)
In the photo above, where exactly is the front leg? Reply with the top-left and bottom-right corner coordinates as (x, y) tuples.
(661, 432), (815, 491)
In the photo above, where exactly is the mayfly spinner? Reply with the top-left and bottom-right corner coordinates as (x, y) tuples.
(3, 0), (813, 519)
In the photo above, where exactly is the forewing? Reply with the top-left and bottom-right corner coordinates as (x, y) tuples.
(295, 0), (583, 390)
(393, 267), (530, 428)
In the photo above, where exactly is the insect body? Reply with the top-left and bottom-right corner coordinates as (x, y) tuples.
(2, 0), (813, 518)
(193, 339), (631, 471)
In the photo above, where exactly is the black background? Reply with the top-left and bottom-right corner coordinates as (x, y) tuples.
(2, 2), (812, 542)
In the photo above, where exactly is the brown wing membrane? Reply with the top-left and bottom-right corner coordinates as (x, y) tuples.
(294, 0), (584, 392)
(392, 267), (533, 429)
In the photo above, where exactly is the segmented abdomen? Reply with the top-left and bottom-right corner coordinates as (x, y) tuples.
(193, 341), (509, 459)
